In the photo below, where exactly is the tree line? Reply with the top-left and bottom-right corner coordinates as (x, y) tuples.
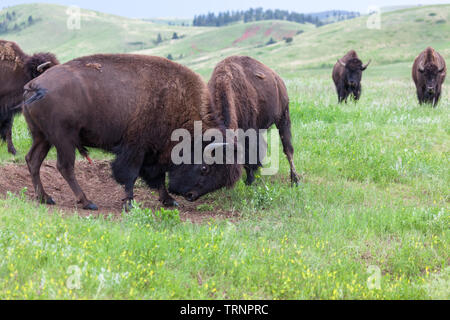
(193, 8), (327, 27)
(0, 10), (35, 34)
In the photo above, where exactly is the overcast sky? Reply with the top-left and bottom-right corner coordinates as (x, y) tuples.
(2, 0), (449, 18)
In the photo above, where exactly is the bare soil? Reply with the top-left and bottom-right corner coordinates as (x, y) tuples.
(0, 160), (238, 223)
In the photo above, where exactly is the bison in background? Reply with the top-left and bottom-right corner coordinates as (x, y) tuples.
(168, 56), (301, 201)
(332, 50), (371, 103)
(0, 40), (58, 155)
(412, 47), (446, 107)
(22, 54), (241, 210)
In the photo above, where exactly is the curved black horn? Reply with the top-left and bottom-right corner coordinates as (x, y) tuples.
(37, 61), (52, 73)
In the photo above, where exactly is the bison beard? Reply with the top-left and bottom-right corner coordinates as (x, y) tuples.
(169, 56), (300, 198)
(412, 47), (446, 107)
(22, 54), (239, 210)
(0, 40), (59, 155)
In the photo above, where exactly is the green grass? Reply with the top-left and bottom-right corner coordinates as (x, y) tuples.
(0, 3), (449, 300)
(1, 71), (448, 299)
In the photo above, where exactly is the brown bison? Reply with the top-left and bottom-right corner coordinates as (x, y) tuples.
(168, 56), (300, 201)
(412, 47), (446, 107)
(332, 50), (371, 103)
(23, 54), (238, 210)
(0, 40), (58, 155)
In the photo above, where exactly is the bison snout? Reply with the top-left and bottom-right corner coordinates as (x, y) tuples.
(185, 191), (199, 202)
(427, 87), (435, 94)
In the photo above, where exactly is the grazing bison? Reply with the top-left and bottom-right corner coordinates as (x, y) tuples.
(0, 40), (58, 155)
(23, 54), (238, 210)
(332, 50), (371, 103)
(412, 47), (446, 107)
(168, 56), (300, 201)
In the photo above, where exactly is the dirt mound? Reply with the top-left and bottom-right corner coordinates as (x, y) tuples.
(0, 160), (238, 223)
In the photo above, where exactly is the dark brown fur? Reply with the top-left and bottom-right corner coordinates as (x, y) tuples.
(208, 55), (300, 185)
(332, 50), (370, 103)
(23, 54), (221, 210)
(0, 40), (59, 155)
(412, 47), (446, 107)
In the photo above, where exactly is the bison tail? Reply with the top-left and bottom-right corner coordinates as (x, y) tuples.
(23, 86), (48, 106)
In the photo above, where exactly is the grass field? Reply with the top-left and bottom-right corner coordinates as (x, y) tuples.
(0, 4), (449, 299)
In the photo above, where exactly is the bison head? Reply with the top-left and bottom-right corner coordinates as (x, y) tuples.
(338, 58), (371, 89)
(168, 142), (242, 202)
(418, 62), (445, 96)
(24, 53), (60, 79)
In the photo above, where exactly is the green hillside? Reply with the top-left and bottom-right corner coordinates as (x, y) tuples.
(0, 3), (206, 61)
(137, 4), (449, 77)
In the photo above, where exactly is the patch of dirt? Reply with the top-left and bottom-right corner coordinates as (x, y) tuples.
(0, 160), (238, 223)
(233, 26), (261, 45)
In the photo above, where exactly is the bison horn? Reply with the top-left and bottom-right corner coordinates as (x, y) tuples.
(338, 59), (346, 67)
(439, 66), (445, 73)
(204, 142), (228, 156)
(418, 62), (425, 73)
(37, 61), (52, 73)
(362, 60), (371, 70)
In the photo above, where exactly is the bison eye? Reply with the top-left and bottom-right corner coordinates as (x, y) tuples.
(201, 165), (209, 175)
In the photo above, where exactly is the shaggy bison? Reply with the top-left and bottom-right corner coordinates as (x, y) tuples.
(332, 50), (371, 103)
(0, 40), (58, 155)
(23, 54), (235, 210)
(412, 47), (446, 107)
(168, 56), (300, 201)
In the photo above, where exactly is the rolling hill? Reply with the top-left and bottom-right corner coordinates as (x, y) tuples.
(0, 3), (206, 61)
(0, 3), (449, 78)
(136, 4), (449, 78)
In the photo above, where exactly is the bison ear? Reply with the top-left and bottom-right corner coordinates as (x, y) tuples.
(361, 60), (371, 71)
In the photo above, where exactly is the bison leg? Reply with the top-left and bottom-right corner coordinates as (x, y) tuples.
(0, 116), (16, 155)
(111, 148), (146, 211)
(140, 165), (178, 207)
(55, 142), (98, 211)
(244, 166), (256, 186)
(5, 118), (16, 155)
(25, 134), (54, 205)
(433, 92), (441, 108)
(276, 109), (301, 185)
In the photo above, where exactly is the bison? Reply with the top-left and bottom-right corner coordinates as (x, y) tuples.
(23, 54), (238, 210)
(332, 50), (371, 103)
(412, 47), (446, 107)
(168, 56), (301, 201)
(0, 40), (58, 155)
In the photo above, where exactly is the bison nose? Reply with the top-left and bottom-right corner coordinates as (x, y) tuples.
(185, 191), (198, 202)
(427, 87), (435, 94)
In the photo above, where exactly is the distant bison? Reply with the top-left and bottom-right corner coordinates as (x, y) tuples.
(0, 40), (58, 155)
(169, 56), (300, 201)
(23, 54), (232, 210)
(332, 50), (371, 103)
(412, 47), (446, 107)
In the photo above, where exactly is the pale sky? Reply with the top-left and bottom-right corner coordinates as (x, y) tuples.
(1, 0), (449, 18)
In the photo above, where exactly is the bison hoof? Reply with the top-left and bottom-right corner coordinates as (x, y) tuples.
(8, 147), (17, 156)
(163, 198), (179, 207)
(245, 176), (255, 186)
(291, 173), (301, 186)
(83, 203), (98, 211)
(40, 196), (56, 205)
(123, 201), (133, 212)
